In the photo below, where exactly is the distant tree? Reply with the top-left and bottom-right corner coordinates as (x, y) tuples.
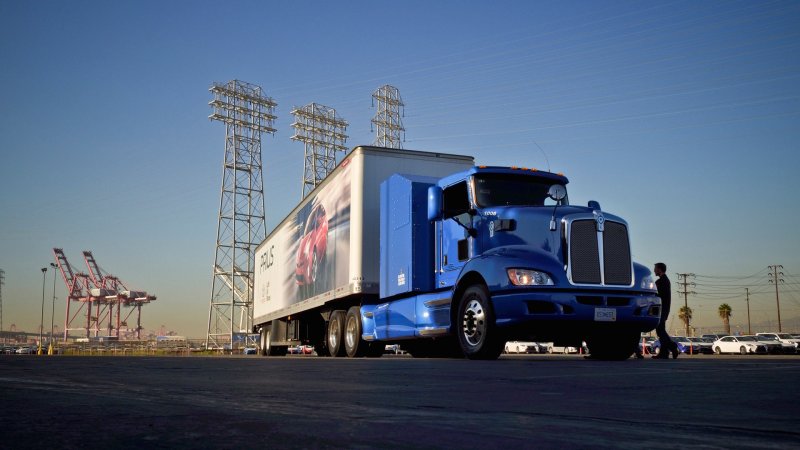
(718, 303), (733, 335)
(679, 306), (693, 336)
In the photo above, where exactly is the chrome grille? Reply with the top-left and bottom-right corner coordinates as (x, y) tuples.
(569, 220), (601, 284)
(603, 221), (632, 285)
(569, 218), (632, 286)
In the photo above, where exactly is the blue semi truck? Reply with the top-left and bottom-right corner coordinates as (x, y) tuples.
(253, 146), (661, 360)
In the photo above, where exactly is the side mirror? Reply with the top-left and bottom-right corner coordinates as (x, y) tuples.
(427, 185), (443, 221)
(547, 184), (567, 202)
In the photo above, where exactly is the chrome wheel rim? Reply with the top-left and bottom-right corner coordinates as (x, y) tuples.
(345, 315), (357, 351)
(329, 318), (339, 350)
(462, 298), (486, 347)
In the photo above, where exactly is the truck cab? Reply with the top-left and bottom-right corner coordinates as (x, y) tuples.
(366, 166), (661, 360)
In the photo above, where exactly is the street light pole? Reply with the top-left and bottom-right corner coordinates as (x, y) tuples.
(39, 267), (47, 353)
(50, 262), (57, 343)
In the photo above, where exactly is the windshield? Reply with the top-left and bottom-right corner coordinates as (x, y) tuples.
(738, 336), (756, 342)
(778, 334), (793, 339)
(474, 173), (566, 208)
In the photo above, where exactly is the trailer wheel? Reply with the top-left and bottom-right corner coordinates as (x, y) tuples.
(456, 285), (504, 360)
(327, 310), (346, 357)
(344, 306), (367, 358)
(259, 326), (270, 356)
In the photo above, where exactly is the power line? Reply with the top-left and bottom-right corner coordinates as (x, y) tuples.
(769, 265), (785, 332)
(676, 273), (696, 337)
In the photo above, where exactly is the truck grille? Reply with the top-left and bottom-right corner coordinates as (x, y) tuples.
(569, 219), (632, 286)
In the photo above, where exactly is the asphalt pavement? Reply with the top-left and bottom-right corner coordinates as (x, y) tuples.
(1, 354), (798, 449)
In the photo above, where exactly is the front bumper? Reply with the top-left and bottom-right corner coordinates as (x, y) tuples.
(490, 290), (661, 338)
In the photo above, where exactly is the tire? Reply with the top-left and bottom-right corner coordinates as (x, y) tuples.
(344, 306), (367, 358)
(714, 346), (721, 355)
(327, 310), (346, 357)
(259, 326), (270, 356)
(259, 325), (287, 356)
(740, 346), (747, 355)
(455, 285), (504, 360)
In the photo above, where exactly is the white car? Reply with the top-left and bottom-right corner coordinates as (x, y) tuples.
(712, 336), (767, 355)
(504, 341), (540, 354)
(756, 333), (799, 353)
(751, 335), (791, 354)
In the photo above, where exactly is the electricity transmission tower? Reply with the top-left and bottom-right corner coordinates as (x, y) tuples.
(676, 273), (696, 336)
(291, 103), (349, 199)
(206, 80), (276, 351)
(371, 85), (405, 148)
(768, 264), (784, 332)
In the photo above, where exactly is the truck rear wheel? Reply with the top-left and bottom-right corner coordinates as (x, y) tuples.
(344, 306), (368, 358)
(456, 285), (504, 360)
(327, 310), (346, 357)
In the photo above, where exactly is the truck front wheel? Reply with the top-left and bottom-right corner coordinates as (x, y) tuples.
(456, 285), (504, 360)
(327, 310), (346, 357)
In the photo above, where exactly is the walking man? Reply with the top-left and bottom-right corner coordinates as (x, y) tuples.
(653, 262), (679, 359)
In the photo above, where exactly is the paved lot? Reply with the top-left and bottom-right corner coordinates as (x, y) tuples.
(1, 354), (798, 449)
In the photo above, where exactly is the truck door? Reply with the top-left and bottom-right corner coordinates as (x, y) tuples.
(437, 180), (471, 288)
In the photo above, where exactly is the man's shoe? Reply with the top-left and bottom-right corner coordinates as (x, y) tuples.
(671, 348), (680, 359)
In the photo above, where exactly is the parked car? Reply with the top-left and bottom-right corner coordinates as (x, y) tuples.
(701, 334), (727, 342)
(242, 347), (258, 355)
(752, 334), (795, 354)
(505, 341), (541, 354)
(546, 344), (579, 354)
(384, 344), (406, 354)
(288, 344), (315, 355)
(636, 336), (657, 354)
(712, 336), (767, 355)
(756, 333), (799, 353)
(685, 337), (714, 354)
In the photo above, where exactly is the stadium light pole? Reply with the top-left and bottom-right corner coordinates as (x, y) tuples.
(50, 262), (57, 343)
(39, 267), (47, 353)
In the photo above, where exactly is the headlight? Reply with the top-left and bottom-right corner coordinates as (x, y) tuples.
(507, 269), (554, 286)
(641, 275), (655, 290)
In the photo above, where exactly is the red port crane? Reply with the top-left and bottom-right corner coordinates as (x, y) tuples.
(82, 251), (155, 339)
(52, 248), (156, 341)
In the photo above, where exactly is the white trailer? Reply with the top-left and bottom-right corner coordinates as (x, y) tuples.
(253, 146), (473, 355)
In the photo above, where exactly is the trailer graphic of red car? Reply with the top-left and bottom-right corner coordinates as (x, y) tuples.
(296, 203), (328, 295)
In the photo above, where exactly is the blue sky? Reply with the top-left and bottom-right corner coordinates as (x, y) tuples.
(1, 0), (799, 338)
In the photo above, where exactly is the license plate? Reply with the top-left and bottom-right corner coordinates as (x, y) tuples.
(594, 308), (617, 322)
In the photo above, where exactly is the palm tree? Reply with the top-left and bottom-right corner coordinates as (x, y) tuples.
(678, 306), (693, 336)
(718, 303), (732, 335)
